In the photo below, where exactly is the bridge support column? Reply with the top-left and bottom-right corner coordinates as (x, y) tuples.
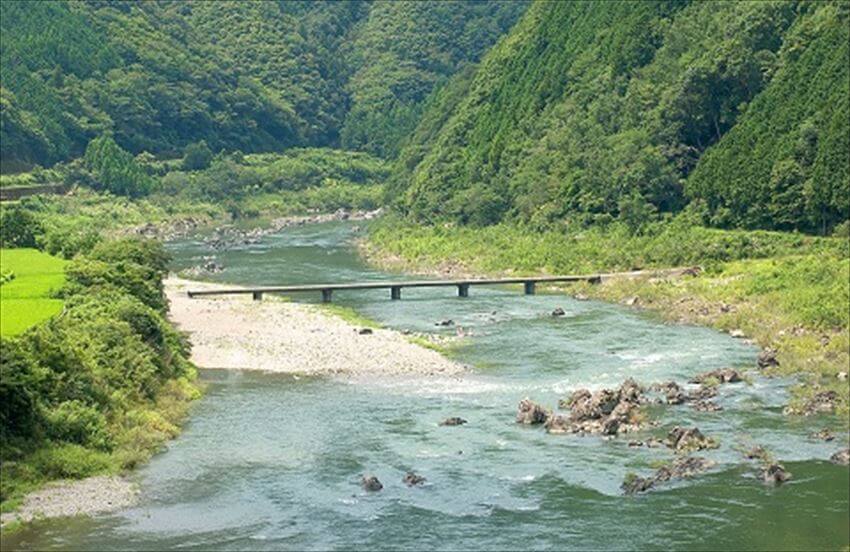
(458, 283), (469, 298)
(322, 289), (333, 303)
(391, 286), (401, 300)
(252, 291), (263, 301)
(523, 281), (535, 295)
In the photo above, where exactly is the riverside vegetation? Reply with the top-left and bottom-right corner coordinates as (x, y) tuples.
(0, 0), (848, 543)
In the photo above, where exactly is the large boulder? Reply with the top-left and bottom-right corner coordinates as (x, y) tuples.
(361, 475), (383, 492)
(667, 427), (717, 452)
(761, 463), (791, 485)
(653, 381), (687, 405)
(830, 449), (850, 465)
(544, 414), (570, 434)
(757, 349), (779, 369)
(403, 472), (426, 486)
(557, 381), (647, 435)
(516, 399), (550, 424)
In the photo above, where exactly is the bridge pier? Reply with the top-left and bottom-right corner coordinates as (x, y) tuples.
(322, 289), (333, 303)
(458, 283), (469, 297)
(391, 286), (401, 300)
(252, 291), (263, 301)
(523, 281), (535, 295)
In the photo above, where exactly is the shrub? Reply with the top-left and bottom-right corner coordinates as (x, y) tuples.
(28, 444), (115, 479)
(0, 207), (42, 248)
(0, 338), (41, 444)
(44, 400), (111, 451)
(182, 140), (213, 171)
(83, 135), (155, 197)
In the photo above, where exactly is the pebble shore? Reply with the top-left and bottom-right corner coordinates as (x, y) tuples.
(166, 277), (465, 376)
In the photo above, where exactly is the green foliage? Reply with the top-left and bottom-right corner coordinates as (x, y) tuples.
(686, 3), (850, 234)
(181, 140), (213, 171)
(0, 207), (42, 248)
(391, 0), (847, 235)
(64, 244), (167, 312)
(83, 135), (155, 197)
(27, 445), (115, 480)
(0, 237), (197, 507)
(1, 1), (522, 168)
(368, 214), (848, 276)
(340, 1), (526, 157)
(44, 401), (110, 451)
(0, 0), (300, 169)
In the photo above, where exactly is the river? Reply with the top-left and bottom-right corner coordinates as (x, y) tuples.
(5, 221), (848, 550)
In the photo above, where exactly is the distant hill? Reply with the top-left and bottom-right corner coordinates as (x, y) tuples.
(0, 0), (525, 171)
(391, 1), (849, 234)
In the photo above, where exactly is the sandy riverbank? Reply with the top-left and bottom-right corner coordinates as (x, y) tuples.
(165, 277), (465, 376)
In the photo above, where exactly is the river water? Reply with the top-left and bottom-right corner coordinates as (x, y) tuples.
(5, 222), (848, 550)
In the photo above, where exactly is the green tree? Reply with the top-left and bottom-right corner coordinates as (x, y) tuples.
(182, 140), (213, 171)
(83, 135), (154, 197)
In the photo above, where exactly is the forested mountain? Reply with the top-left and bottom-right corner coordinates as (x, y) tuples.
(340, 1), (526, 158)
(391, 0), (849, 234)
(0, 0), (525, 171)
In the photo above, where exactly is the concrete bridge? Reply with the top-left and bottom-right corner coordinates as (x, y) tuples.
(186, 268), (698, 302)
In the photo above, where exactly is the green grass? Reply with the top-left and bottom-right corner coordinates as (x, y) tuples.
(0, 248), (67, 336)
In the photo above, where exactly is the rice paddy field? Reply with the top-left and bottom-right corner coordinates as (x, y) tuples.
(0, 248), (67, 336)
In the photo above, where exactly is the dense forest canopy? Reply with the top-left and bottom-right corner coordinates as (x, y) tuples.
(1, 0), (847, 235)
(391, 0), (849, 234)
(0, 0), (525, 170)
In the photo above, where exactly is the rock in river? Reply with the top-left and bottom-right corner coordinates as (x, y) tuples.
(761, 463), (792, 485)
(830, 449), (850, 465)
(403, 472), (426, 487)
(622, 456), (715, 495)
(361, 475), (383, 492)
(757, 349), (779, 369)
(516, 399), (550, 425)
(551, 307), (566, 317)
(439, 417), (467, 426)
(666, 426), (717, 452)
(689, 368), (742, 384)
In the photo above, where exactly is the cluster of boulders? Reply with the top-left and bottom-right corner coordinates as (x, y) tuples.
(742, 445), (792, 485)
(649, 368), (744, 413)
(202, 208), (384, 251)
(515, 379), (648, 436)
(622, 456), (715, 494)
(131, 216), (204, 240)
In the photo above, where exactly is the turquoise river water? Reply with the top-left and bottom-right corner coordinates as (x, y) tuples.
(4, 221), (848, 550)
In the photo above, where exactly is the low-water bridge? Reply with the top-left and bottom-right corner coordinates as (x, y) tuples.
(186, 268), (698, 302)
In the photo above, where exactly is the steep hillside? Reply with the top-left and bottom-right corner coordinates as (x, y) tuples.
(340, 0), (526, 158)
(0, 1), (300, 171)
(0, 0), (525, 171)
(394, 0), (848, 234)
(686, 3), (849, 234)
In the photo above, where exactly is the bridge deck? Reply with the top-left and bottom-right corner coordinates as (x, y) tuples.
(186, 267), (697, 302)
